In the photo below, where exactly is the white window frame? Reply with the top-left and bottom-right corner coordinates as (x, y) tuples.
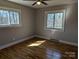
(0, 7), (22, 27)
(44, 9), (66, 31)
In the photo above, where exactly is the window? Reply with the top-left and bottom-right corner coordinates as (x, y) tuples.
(0, 7), (21, 27)
(45, 10), (65, 30)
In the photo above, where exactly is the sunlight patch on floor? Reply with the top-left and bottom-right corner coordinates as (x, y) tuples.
(27, 40), (46, 47)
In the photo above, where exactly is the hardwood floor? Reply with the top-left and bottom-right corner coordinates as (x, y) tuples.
(0, 37), (77, 59)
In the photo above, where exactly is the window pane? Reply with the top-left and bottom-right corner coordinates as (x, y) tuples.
(47, 14), (54, 28)
(9, 11), (19, 24)
(54, 13), (64, 29)
(9, 11), (15, 24)
(3, 10), (10, 25)
(0, 8), (20, 26)
(15, 12), (19, 24)
(0, 10), (10, 25)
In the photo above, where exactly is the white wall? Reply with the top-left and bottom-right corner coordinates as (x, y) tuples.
(0, 0), (35, 45)
(35, 3), (78, 45)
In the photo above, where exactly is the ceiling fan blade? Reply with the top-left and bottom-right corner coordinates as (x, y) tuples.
(32, 2), (37, 6)
(41, 1), (48, 5)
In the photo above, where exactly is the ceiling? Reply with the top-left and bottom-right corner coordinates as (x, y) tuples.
(8, 0), (77, 8)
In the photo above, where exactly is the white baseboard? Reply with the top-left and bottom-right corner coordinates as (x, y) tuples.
(35, 35), (78, 47)
(0, 35), (34, 50)
(35, 35), (50, 40)
(59, 40), (78, 46)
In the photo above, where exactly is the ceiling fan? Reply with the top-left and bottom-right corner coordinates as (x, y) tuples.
(23, 0), (48, 6)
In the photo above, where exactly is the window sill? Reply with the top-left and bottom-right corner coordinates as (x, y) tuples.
(44, 28), (65, 32)
(0, 24), (22, 28)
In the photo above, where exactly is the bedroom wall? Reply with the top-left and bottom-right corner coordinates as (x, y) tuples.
(0, 0), (77, 47)
(35, 3), (78, 45)
(0, 0), (35, 45)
